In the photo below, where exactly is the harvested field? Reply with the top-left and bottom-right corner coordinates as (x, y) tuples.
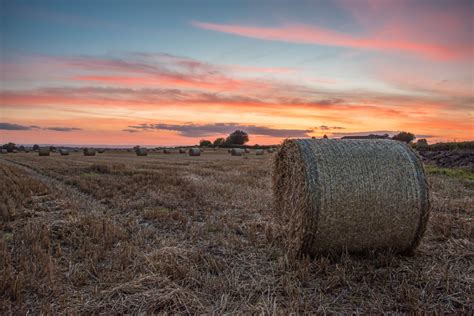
(1, 149), (473, 313)
(419, 150), (474, 169)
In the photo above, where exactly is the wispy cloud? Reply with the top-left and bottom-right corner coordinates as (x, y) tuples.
(44, 127), (82, 132)
(192, 19), (470, 61)
(128, 122), (313, 138)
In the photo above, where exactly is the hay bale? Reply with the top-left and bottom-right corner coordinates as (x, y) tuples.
(268, 148), (274, 153)
(0, 149), (8, 154)
(231, 148), (244, 156)
(38, 147), (50, 156)
(189, 148), (201, 156)
(59, 149), (69, 156)
(256, 149), (264, 155)
(136, 148), (148, 156)
(83, 148), (96, 156)
(98, 149), (105, 153)
(179, 148), (186, 154)
(244, 148), (250, 153)
(163, 149), (171, 154)
(228, 149), (232, 153)
(273, 139), (430, 256)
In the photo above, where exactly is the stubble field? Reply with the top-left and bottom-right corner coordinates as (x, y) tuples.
(1, 149), (473, 313)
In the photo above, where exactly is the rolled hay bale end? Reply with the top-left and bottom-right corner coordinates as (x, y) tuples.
(189, 148), (201, 156)
(179, 148), (186, 154)
(136, 148), (148, 156)
(163, 149), (171, 154)
(83, 148), (96, 156)
(256, 149), (264, 155)
(38, 147), (50, 156)
(273, 139), (430, 257)
(59, 149), (69, 156)
(231, 148), (244, 156)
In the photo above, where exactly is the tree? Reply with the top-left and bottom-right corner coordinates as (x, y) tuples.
(226, 130), (249, 145)
(33, 144), (39, 151)
(2, 142), (16, 152)
(199, 139), (212, 147)
(392, 131), (415, 143)
(416, 139), (428, 147)
(213, 138), (225, 147)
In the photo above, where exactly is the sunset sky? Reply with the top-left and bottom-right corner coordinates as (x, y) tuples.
(1, 0), (473, 146)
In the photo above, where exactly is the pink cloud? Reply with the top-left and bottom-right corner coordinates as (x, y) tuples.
(192, 21), (469, 61)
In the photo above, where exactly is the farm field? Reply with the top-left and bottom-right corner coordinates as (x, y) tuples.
(1, 149), (473, 313)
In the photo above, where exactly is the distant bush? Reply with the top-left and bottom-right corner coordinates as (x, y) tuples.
(421, 141), (474, 151)
(392, 132), (415, 143)
(199, 139), (212, 147)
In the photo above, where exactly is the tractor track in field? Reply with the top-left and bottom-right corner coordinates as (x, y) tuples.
(0, 157), (109, 214)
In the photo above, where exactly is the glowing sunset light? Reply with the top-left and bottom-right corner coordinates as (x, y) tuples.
(1, 0), (472, 146)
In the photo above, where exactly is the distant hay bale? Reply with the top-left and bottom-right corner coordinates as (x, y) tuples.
(179, 148), (186, 154)
(244, 148), (250, 153)
(1, 149), (8, 154)
(231, 148), (244, 156)
(228, 149), (232, 153)
(38, 147), (50, 156)
(98, 149), (105, 153)
(163, 149), (171, 154)
(136, 148), (148, 156)
(268, 148), (275, 153)
(256, 149), (264, 155)
(273, 139), (430, 256)
(189, 148), (201, 156)
(59, 149), (69, 156)
(83, 148), (96, 156)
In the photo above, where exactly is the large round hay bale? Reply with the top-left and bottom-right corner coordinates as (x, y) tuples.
(136, 148), (148, 156)
(189, 148), (201, 156)
(256, 149), (264, 155)
(179, 148), (186, 154)
(231, 148), (244, 156)
(1, 149), (8, 154)
(98, 148), (105, 154)
(268, 148), (275, 153)
(244, 148), (250, 153)
(274, 139), (430, 256)
(60, 149), (69, 156)
(83, 148), (96, 156)
(38, 147), (50, 156)
(163, 148), (171, 154)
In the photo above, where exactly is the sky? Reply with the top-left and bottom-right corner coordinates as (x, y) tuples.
(1, 0), (473, 146)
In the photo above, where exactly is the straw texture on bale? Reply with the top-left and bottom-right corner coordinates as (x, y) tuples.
(189, 148), (201, 156)
(273, 139), (430, 256)
(231, 148), (244, 156)
(256, 149), (264, 155)
(136, 148), (148, 156)
(59, 149), (69, 156)
(83, 148), (96, 156)
(38, 147), (50, 156)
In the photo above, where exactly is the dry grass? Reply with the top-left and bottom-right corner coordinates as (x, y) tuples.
(0, 150), (472, 313)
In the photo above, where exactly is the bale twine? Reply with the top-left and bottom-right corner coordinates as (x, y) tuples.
(38, 147), (50, 156)
(256, 149), (264, 155)
(189, 148), (201, 156)
(273, 139), (430, 256)
(231, 148), (244, 156)
(83, 148), (96, 156)
(179, 148), (186, 154)
(136, 148), (148, 156)
(60, 149), (69, 156)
